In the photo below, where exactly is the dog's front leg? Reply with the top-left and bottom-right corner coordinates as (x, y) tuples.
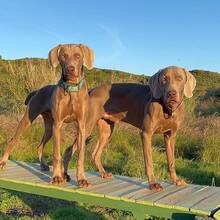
(76, 121), (90, 188)
(51, 121), (64, 184)
(142, 130), (163, 191)
(142, 113), (163, 191)
(164, 131), (186, 186)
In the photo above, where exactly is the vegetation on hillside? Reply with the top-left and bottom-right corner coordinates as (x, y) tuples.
(0, 58), (220, 219)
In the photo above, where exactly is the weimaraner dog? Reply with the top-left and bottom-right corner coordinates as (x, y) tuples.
(0, 66), (196, 190)
(64, 66), (196, 190)
(0, 44), (96, 187)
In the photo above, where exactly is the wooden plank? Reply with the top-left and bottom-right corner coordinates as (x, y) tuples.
(86, 175), (114, 186)
(87, 179), (126, 194)
(99, 181), (136, 195)
(8, 161), (42, 171)
(176, 186), (219, 212)
(137, 184), (186, 205)
(190, 191), (220, 215)
(0, 165), (51, 176)
(0, 165), (36, 174)
(108, 181), (147, 197)
(0, 162), (49, 177)
(2, 172), (49, 182)
(155, 184), (206, 207)
(0, 168), (51, 183)
(124, 182), (171, 200)
(80, 175), (117, 191)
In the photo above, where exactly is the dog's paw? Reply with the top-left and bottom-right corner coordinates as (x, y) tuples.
(174, 178), (187, 186)
(0, 160), (7, 169)
(50, 176), (64, 185)
(149, 183), (163, 191)
(78, 179), (91, 188)
(40, 163), (50, 172)
(100, 172), (112, 179)
(63, 173), (71, 182)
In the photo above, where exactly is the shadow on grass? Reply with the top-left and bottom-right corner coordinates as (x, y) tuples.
(177, 164), (220, 186)
(0, 189), (107, 220)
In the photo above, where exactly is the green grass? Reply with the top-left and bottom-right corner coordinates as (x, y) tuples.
(0, 58), (220, 219)
(0, 188), (134, 220)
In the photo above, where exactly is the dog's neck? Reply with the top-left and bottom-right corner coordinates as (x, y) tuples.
(152, 97), (183, 118)
(58, 73), (85, 93)
(165, 99), (183, 118)
(59, 66), (85, 93)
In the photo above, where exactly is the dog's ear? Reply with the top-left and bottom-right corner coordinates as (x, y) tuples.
(79, 44), (95, 70)
(48, 45), (61, 68)
(183, 69), (196, 98)
(149, 70), (162, 99)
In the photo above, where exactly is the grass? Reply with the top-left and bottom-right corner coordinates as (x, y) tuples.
(0, 58), (220, 219)
(0, 188), (134, 220)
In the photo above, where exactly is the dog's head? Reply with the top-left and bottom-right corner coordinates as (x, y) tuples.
(149, 66), (196, 112)
(48, 44), (94, 84)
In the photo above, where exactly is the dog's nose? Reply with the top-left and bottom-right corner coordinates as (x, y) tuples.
(168, 90), (177, 98)
(67, 66), (75, 73)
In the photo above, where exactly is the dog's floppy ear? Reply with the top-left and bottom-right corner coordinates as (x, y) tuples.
(79, 44), (95, 70)
(48, 45), (61, 68)
(183, 69), (196, 98)
(149, 70), (162, 99)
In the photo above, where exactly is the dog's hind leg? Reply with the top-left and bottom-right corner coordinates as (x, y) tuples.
(62, 139), (77, 181)
(37, 113), (53, 171)
(0, 106), (33, 168)
(92, 119), (114, 179)
(0, 93), (43, 168)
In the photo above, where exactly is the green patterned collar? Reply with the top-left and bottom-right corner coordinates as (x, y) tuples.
(58, 76), (84, 92)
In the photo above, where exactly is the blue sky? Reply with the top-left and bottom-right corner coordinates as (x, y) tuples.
(0, 0), (220, 75)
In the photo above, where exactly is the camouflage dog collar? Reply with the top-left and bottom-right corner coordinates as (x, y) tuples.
(58, 77), (84, 92)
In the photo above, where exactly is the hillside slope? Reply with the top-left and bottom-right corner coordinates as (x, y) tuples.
(0, 58), (219, 114)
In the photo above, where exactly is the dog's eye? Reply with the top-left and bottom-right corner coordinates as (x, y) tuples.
(177, 76), (183, 81)
(74, 53), (80, 59)
(63, 54), (68, 59)
(162, 76), (168, 84)
(60, 54), (68, 60)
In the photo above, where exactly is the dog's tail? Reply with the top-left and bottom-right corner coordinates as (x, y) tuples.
(24, 90), (38, 105)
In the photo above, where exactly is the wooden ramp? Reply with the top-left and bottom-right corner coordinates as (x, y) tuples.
(0, 161), (219, 220)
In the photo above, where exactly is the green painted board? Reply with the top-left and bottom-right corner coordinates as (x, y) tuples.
(214, 209), (220, 220)
(0, 160), (220, 220)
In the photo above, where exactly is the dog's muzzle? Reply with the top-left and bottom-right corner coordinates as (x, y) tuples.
(63, 66), (82, 83)
(166, 90), (181, 113)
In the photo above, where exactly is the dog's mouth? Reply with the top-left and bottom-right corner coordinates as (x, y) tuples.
(166, 99), (180, 112)
(63, 70), (82, 84)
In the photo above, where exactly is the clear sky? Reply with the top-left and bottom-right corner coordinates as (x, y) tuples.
(0, 0), (219, 75)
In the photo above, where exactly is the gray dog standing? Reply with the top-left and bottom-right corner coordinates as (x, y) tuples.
(64, 66), (196, 190)
(0, 44), (95, 187)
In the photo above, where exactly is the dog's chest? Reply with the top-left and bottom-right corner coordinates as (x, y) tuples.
(155, 116), (179, 133)
(57, 89), (89, 120)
